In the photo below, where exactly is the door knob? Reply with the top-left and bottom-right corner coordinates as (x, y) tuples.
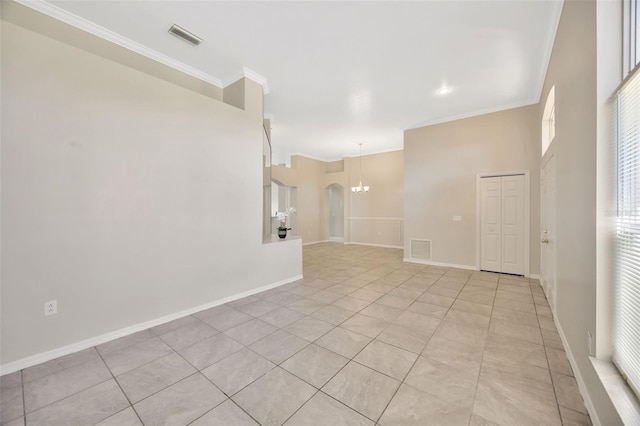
(541, 229), (549, 243)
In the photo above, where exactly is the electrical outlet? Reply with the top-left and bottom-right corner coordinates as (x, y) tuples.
(587, 331), (594, 356)
(45, 300), (57, 316)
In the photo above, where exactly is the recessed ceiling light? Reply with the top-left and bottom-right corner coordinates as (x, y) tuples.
(435, 86), (453, 96)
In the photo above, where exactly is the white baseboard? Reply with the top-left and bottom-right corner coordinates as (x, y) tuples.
(345, 242), (403, 249)
(403, 257), (477, 271)
(528, 273), (541, 281)
(554, 315), (601, 426)
(0, 274), (303, 375)
(328, 237), (344, 243)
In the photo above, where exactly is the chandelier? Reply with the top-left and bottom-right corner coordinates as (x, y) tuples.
(351, 142), (370, 194)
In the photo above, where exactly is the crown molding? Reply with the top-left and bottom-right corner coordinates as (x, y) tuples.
(223, 67), (270, 94)
(534, 0), (564, 102)
(13, 0), (224, 87)
(17, 1), (272, 95)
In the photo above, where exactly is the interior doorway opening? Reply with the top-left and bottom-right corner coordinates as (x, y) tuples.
(327, 184), (344, 242)
(271, 180), (297, 236)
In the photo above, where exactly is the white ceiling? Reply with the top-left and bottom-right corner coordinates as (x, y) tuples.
(44, 0), (563, 164)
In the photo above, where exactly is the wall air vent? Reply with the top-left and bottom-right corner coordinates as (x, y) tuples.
(410, 239), (432, 261)
(168, 24), (202, 46)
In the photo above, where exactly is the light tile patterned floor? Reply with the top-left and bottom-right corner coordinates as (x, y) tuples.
(0, 243), (592, 425)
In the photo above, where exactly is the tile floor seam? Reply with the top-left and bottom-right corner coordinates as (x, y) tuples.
(184, 399), (257, 426)
(373, 338), (426, 424)
(97, 331), (157, 357)
(209, 345), (286, 398)
(466, 295), (493, 426)
(133, 370), (230, 425)
(535, 302), (565, 423)
(19, 349), (101, 387)
(22, 376), (115, 420)
(278, 389), (322, 425)
(320, 388), (380, 424)
(95, 342), (145, 425)
(23, 362), (115, 413)
(131, 370), (201, 408)
(459, 273), (495, 423)
(102, 342), (170, 376)
(20, 370), (26, 424)
(188, 370), (260, 426)
(319, 330), (397, 423)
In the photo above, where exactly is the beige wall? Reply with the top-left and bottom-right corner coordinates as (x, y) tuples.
(271, 164), (298, 188)
(272, 151), (403, 247)
(2, 1), (224, 103)
(347, 151), (404, 247)
(1, 21), (302, 367)
(540, 0), (620, 423)
(291, 155), (324, 243)
(404, 105), (540, 271)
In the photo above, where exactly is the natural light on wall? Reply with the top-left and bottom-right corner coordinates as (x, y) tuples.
(542, 86), (556, 156)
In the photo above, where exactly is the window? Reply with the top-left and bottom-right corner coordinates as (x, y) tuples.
(614, 64), (640, 401)
(542, 86), (555, 156)
(625, 0), (640, 75)
(549, 105), (556, 143)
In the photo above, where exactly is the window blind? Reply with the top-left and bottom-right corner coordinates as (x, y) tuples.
(614, 64), (640, 400)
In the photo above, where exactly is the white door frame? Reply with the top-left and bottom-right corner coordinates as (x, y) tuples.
(540, 145), (556, 312)
(476, 170), (530, 277)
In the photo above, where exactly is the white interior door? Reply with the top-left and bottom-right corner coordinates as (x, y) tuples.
(501, 175), (525, 275)
(481, 177), (502, 272)
(541, 153), (556, 310)
(480, 174), (525, 275)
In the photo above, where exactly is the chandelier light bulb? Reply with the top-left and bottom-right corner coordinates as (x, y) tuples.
(351, 143), (370, 194)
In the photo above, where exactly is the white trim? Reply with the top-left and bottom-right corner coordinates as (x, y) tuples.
(14, 0), (271, 95)
(348, 217), (404, 221)
(328, 237), (345, 243)
(528, 273), (542, 281)
(540, 145), (557, 314)
(222, 67), (270, 94)
(302, 240), (330, 246)
(475, 170), (531, 277)
(15, 0), (224, 88)
(534, 0), (564, 102)
(555, 316), (602, 426)
(345, 242), (403, 249)
(403, 257), (477, 271)
(0, 274), (302, 375)
(590, 357), (640, 425)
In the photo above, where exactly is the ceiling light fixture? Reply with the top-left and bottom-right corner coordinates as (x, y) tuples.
(435, 85), (453, 96)
(168, 24), (202, 46)
(351, 142), (370, 194)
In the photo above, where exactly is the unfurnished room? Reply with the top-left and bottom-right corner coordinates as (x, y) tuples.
(1, 0), (639, 425)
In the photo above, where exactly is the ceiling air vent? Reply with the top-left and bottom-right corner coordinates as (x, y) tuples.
(168, 24), (202, 46)
(410, 239), (432, 261)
